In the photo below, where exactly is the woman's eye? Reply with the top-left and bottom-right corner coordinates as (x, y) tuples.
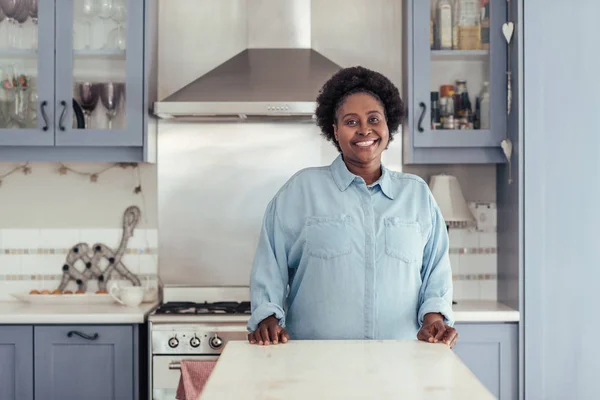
(345, 120), (357, 126)
(369, 117), (380, 124)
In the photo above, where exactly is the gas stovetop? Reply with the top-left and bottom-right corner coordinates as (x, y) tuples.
(154, 301), (251, 315)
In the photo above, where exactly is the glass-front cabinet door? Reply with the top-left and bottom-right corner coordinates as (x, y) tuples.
(413, 0), (506, 148)
(0, 0), (55, 146)
(55, 0), (143, 147)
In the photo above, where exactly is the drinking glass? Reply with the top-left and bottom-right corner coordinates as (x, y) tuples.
(77, 82), (99, 129)
(26, 0), (36, 49)
(99, 82), (123, 129)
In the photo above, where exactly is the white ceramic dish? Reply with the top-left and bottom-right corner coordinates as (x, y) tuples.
(10, 292), (115, 305)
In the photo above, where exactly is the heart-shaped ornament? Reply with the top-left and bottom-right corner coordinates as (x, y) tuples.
(500, 138), (513, 161)
(502, 22), (515, 44)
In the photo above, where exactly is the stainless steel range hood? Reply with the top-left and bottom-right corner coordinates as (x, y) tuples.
(153, 48), (342, 120)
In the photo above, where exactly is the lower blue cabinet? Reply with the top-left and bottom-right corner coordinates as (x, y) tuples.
(0, 326), (34, 400)
(454, 323), (518, 400)
(0, 324), (141, 400)
(34, 325), (135, 400)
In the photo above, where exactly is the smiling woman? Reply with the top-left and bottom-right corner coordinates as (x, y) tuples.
(247, 66), (457, 349)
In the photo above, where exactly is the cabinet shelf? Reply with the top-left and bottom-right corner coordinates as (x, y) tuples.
(74, 49), (126, 59)
(0, 49), (37, 58)
(431, 50), (489, 61)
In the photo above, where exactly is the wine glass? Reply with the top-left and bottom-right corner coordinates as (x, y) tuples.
(0, 0), (23, 49)
(0, 6), (6, 48)
(13, 1), (28, 49)
(75, 0), (97, 49)
(96, 0), (113, 47)
(26, 0), (36, 49)
(76, 82), (99, 129)
(99, 82), (123, 129)
(106, 0), (125, 50)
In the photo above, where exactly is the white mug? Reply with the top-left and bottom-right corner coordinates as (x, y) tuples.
(110, 285), (144, 307)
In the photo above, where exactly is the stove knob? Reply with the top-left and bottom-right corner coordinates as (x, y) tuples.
(168, 336), (179, 348)
(209, 334), (223, 349)
(190, 336), (201, 348)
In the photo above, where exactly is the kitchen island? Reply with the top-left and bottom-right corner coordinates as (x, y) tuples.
(200, 340), (495, 399)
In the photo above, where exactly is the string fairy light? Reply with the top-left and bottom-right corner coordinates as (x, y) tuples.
(0, 162), (143, 194)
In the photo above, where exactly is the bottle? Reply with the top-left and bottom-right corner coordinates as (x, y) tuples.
(439, 97), (448, 128)
(436, 0), (453, 50)
(431, 92), (441, 129)
(480, 0), (490, 50)
(473, 97), (481, 129)
(479, 81), (490, 129)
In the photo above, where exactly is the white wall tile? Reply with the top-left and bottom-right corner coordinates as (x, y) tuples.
(0, 255), (21, 273)
(452, 281), (466, 301)
(88, 229), (122, 250)
(463, 229), (480, 248)
(21, 255), (56, 275)
(463, 280), (481, 300)
(39, 229), (80, 249)
(448, 228), (465, 248)
(449, 254), (461, 275)
(479, 232), (497, 248)
(480, 254), (497, 275)
(2, 229), (40, 248)
(139, 255), (158, 275)
(120, 254), (140, 274)
(480, 280), (498, 301)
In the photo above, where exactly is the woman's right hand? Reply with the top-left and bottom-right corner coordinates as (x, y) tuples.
(248, 315), (290, 345)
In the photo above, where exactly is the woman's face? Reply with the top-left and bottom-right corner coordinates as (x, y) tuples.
(333, 92), (389, 166)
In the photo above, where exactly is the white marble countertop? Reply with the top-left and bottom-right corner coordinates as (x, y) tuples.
(200, 340), (494, 399)
(453, 300), (520, 322)
(0, 301), (158, 324)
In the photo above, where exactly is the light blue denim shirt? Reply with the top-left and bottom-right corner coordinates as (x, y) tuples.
(248, 155), (453, 340)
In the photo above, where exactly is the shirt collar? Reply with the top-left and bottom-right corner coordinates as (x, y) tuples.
(330, 155), (395, 200)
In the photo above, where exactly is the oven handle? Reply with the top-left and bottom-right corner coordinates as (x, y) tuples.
(169, 361), (182, 370)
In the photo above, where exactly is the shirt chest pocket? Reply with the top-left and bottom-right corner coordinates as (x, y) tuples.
(384, 218), (423, 263)
(306, 215), (353, 259)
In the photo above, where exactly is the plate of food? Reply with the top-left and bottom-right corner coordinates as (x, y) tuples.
(11, 289), (115, 305)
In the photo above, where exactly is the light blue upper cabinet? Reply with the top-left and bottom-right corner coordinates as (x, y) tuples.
(0, 0), (155, 162)
(0, 0), (55, 147)
(403, 0), (508, 164)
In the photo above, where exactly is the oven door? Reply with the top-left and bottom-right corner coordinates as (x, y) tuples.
(152, 355), (218, 400)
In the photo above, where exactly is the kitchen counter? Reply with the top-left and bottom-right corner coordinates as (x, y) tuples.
(200, 340), (494, 399)
(0, 301), (158, 324)
(453, 300), (520, 322)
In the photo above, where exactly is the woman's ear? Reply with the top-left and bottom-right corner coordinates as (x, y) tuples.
(333, 124), (338, 141)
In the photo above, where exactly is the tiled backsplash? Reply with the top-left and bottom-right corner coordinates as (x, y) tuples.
(449, 202), (498, 302)
(0, 228), (158, 301)
(0, 202), (497, 302)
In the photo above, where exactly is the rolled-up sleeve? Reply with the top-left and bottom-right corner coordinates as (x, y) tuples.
(417, 192), (454, 327)
(247, 198), (290, 333)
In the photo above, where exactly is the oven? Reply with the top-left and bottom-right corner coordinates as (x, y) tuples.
(149, 305), (250, 400)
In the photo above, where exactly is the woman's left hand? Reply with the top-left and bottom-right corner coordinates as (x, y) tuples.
(417, 313), (458, 349)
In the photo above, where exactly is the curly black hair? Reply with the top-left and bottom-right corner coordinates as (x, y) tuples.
(315, 66), (404, 152)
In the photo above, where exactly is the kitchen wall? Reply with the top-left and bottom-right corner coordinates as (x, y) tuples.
(0, 162), (159, 300)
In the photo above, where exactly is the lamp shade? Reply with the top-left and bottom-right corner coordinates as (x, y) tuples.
(428, 174), (474, 223)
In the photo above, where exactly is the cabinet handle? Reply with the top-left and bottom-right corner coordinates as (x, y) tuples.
(59, 101), (67, 131)
(169, 361), (181, 370)
(417, 102), (426, 133)
(67, 331), (99, 341)
(40, 101), (49, 131)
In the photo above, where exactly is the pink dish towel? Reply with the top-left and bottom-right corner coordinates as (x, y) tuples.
(175, 360), (217, 400)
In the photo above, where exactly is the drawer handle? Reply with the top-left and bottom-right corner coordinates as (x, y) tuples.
(417, 102), (426, 133)
(67, 331), (99, 341)
(169, 361), (181, 370)
(59, 100), (67, 131)
(40, 100), (49, 131)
